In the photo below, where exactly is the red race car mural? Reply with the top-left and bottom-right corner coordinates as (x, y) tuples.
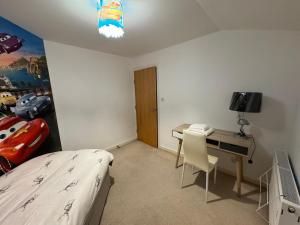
(0, 116), (49, 173)
(0, 33), (23, 54)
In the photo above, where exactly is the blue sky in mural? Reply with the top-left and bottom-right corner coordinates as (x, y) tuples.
(0, 16), (45, 56)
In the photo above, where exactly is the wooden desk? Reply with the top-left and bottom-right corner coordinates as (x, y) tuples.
(172, 124), (255, 196)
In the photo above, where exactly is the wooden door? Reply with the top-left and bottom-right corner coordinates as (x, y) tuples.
(134, 67), (158, 147)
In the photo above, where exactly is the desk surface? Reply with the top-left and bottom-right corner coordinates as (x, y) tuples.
(172, 124), (253, 149)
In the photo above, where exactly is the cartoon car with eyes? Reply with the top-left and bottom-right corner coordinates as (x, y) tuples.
(0, 92), (16, 111)
(0, 116), (49, 173)
(15, 93), (51, 119)
(0, 33), (23, 54)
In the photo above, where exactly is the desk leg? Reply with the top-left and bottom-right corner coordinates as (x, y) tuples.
(236, 155), (243, 196)
(175, 139), (183, 168)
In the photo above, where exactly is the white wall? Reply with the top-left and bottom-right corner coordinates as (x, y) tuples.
(132, 31), (300, 180)
(44, 41), (136, 150)
(289, 101), (300, 180)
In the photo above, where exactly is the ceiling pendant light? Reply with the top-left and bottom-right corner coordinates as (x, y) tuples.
(97, 0), (124, 38)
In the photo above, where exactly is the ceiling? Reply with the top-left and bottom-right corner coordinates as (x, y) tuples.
(197, 0), (300, 30)
(0, 0), (299, 57)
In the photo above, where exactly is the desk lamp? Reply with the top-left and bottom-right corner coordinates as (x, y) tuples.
(229, 92), (262, 137)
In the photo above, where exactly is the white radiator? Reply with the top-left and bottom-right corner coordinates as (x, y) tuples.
(268, 151), (300, 225)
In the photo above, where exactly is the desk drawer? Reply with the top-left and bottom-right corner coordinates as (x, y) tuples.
(172, 131), (183, 139)
(220, 142), (248, 156)
(206, 138), (219, 147)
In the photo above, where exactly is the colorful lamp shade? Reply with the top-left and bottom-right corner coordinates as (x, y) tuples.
(97, 0), (124, 38)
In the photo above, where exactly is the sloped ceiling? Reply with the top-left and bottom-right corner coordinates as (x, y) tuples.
(196, 0), (300, 30)
(0, 0), (299, 57)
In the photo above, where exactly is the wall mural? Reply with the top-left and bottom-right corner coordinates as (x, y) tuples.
(0, 16), (61, 173)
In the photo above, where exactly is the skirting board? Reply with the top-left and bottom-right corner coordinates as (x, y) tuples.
(159, 145), (261, 187)
(105, 137), (137, 151)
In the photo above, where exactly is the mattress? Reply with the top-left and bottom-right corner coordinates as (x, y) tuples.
(0, 149), (113, 225)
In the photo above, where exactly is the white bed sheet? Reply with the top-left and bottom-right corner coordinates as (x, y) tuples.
(0, 149), (113, 225)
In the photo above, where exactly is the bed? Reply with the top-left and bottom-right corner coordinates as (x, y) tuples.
(0, 149), (113, 225)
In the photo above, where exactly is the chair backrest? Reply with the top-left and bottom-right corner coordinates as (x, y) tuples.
(182, 130), (209, 171)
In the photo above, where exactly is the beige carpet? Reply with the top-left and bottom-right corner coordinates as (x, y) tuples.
(100, 141), (266, 225)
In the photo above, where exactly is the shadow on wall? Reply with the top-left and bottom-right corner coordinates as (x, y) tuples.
(248, 96), (286, 131)
(246, 96), (287, 175)
(247, 132), (273, 174)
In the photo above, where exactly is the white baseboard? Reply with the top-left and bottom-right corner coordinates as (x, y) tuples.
(105, 137), (137, 151)
(159, 145), (261, 186)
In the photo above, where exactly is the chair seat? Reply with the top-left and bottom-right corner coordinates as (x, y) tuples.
(186, 154), (218, 172)
(208, 154), (218, 172)
(208, 154), (218, 165)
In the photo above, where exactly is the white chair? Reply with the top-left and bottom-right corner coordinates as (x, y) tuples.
(181, 130), (218, 202)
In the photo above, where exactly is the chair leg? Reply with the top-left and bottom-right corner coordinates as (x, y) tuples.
(214, 164), (217, 184)
(181, 163), (185, 188)
(206, 171), (209, 202)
